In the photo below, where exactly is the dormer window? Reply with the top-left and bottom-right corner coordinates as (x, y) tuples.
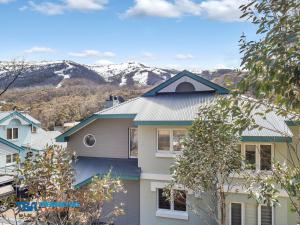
(175, 82), (195, 93)
(7, 128), (19, 140)
(31, 125), (37, 133)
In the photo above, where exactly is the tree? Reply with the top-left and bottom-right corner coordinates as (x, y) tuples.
(0, 145), (125, 225)
(239, 0), (300, 113)
(169, 97), (253, 225)
(0, 60), (28, 97)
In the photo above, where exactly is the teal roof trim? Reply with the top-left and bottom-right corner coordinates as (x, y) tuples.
(56, 114), (137, 142)
(134, 121), (193, 126)
(285, 121), (300, 126)
(0, 137), (24, 152)
(75, 174), (139, 189)
(0, 111), (41, 127)
(143, 70), (230, 97)
(240, 136), (292, 143)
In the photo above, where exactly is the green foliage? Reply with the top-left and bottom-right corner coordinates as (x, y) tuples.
(239, 0), (300, 112)
(170, 97), (252, 225)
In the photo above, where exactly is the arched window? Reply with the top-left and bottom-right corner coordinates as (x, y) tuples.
(175, 82), (195, 93)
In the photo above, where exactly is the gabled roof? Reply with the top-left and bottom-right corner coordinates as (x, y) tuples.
(143, 70), (230, 96)
(0, 111), (41, 127)
(0, 137), (24, 152)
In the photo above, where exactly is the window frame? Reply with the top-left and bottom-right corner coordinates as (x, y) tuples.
(156, 188), (187, 213)
(258, 204), (274, 225)
(128, 127), (138, 159)
(241, 143), (274, 171)
(229, 202), (245, 225)
(83, 134), (96, 148)
(7, 127), (19, 140)
(156, 128), (187, 153)
(6, 153), (19, 165)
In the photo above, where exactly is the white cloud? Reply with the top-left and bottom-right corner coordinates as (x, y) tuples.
(124, 0), (247, 22)
(68, 50), (115, 58)
(142, 52), (156, 60)
(95, 59), (114, 65)
(0, 0), (14, 3)
(123, 0), (181, 18)
(24, 46), (56, 54)
(24, 0), (108, 15)
(175, 53), (194, 60)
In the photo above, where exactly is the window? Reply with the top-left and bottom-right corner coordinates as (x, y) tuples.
(243, 144), (273, 171)
(31, 126), (37, 133)
(260, 145), (272, 170)
(157, 129), (187, 153)
(129, 127), (138, 158)
(6, 153), (19, 164)
(175, 82), (195, 93)
(231, 203), (243, 225)
(245, 145), (256, 169)
(26, 151), (33, 158)
(7, 128), (18, 140)
(158, 130), (170, 151)
(258, 205), (273, 225)
(157, 188), (186, 212)
(83, 134), (96, 147)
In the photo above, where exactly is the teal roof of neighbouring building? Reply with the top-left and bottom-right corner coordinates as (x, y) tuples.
(0, 137), (24, 152)
(56, 71), (294, 143)
(0, 111), (41, 127)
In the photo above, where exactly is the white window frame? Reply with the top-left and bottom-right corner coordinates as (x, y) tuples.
(31, 125), (37, 133)
(156, 128), (187, 157)
(128, 127), (138, 159)
(229, 202), (245, 225)
(241, 143), (274, 171)
(7, 127), (19, 140)
(83, 134), (96, 148)
(6, 153), (19, 165)
(258, 204), (274, 225)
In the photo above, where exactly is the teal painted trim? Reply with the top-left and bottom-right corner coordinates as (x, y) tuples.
(241, 136), (292, 143)
(0, 137), (24, 152)
(143, 70), (230, 97)
(75, 174), (140, 189)
(134, 121), (193, 126)
(56, 114), (137, 142)
(285, 121), (300, 126)
(0, 111), (41, 127)
(56, 114), (99, 142)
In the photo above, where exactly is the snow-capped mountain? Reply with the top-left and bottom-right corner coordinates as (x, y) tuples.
(0, 60), (177, 88)
(0, 60), (242, 89)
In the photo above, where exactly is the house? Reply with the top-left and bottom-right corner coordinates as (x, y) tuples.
(0, 110), (65, 176)
(56, 71), (298, 225)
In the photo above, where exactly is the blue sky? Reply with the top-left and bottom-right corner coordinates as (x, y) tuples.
(0, 0), (257, 69)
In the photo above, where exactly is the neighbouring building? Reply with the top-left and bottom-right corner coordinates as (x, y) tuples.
(0, 110), (65, 182)
(56, 71), (298, 225)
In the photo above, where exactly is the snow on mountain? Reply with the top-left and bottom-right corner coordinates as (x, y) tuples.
(0, 60), (242, 89)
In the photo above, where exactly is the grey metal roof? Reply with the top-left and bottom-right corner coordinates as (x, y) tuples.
(97, 94), (292, 138)
(74, 157), (141, 187)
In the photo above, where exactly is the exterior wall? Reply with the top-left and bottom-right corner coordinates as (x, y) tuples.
(102, 180), (140, 225)
(68, 119), (134, 158)
(140, 179), (211, 225)
(138, 125), (189, 174)
(0, 118), (32, 147)
(225, 193), (297, 225)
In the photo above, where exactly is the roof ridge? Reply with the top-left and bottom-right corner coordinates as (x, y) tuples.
(96, 96), (142, 114)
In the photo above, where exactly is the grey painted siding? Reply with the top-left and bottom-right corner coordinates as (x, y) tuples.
(102, 180), (140, 225)
(68, 119), (134, 158)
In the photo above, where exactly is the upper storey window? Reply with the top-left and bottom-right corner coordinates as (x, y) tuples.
(129, 127), (138, 158)
(175, 82), (195, 93)
(7, 128), (19, 140)
(83, 134), (96, 147)
(243, 144), (273, 171)
(157, 129), (187, 153)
